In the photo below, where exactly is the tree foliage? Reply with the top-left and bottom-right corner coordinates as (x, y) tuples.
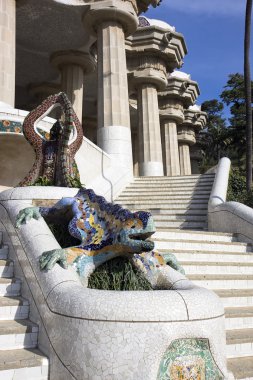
(200, 73), (253, 172)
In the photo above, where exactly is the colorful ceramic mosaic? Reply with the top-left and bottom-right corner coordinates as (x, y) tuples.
(16, 188), (184, 287)
(138, 16), (151, 27)
(157, 338), (224, 380)
(19, 92), (83, 187)
(0, 120), (22, 134)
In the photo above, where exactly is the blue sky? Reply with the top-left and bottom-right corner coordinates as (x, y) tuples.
(146, 0), (252, 116)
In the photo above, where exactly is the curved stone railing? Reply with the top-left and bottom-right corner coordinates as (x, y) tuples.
(0, 187), (229, 380)
(208, 157), (253, 243)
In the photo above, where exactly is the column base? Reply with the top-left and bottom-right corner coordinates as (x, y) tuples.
(97, 125), (133, 170)
(139, 162), (164, 176)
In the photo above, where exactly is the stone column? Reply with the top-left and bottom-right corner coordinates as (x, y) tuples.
(178, 112), (198, 176)
(83, 0), (138, 170)
(138, 83), (164, 176)
(51, 50), (95, 123)
(0, 0), (16, 107)
(159, 99), (184, 176)
(158, 73), (201, 176)
(161, 119), (181, 176)
(179, 107), (207, 175)
(126, 23), (186, 176)
(179, 143), (192, 175)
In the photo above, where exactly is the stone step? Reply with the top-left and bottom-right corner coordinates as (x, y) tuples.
(150, 209), (208, 216)
(117, 194), (210, 200)
(225, 306), (253, 330)
(188, 274), (253, 290)
(0, 278), (21, 297)
(133, 174), (215, 182)
(120, 200), (209, 207)
(153, 230), (235, 242)
(0, 245), (8, 260)
(125, 203), (208, 211)
(131, 180), (214, 186)
(118, 190), (212, 196)
(153, 215), (207, 221)
(227, 356), (253, 379)
(154, 239), (252, 253)
(123, 178), (213, 187)
(215, 289), (253, 308)
(0, 296), (29, 320)
(123, 184), (213, 191)
(154, 221), (207, 229)
(226, 328), (253, 359)
(0, 320), (38, 350)
(0, 348), (49, 379)
(0, 260), (13, 278)
(158, 249), (253, 263)
(182, 261), (253, 275)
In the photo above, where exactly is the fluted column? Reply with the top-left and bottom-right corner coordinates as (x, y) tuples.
(138, 84), (164, 176)
(178, 107), (207, 175)
(0, 0), (16, 106)
(179, 143), (191, 175)
(83, 0), (138, 170)
(51, 51), (95, 123)
(161, 120), (181, 176)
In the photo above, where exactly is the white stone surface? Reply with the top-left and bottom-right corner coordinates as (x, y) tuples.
(144, 17), (176, 31)
(208, 157), (253, 244)
(171, 70), (191, 79)
(189, 104), (202, 111)
(0, 187), (231, 379)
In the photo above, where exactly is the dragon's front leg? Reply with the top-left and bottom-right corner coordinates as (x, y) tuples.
(130, 251), (194, 290)
(39, 247), (96, 287)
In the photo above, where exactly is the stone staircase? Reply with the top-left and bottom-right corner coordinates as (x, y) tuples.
(0, 231), (48, 379)
(116, 173), (215, 230)
(116, 174), (253, 380)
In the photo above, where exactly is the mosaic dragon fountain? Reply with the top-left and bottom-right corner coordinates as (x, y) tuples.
(19, 92), (83, 187)
(16, 188), (186, 289)
(16, 93), (187, 289)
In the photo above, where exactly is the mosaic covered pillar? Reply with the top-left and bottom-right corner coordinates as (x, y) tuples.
(83, 0), (138, 170)
(51, 50), (95, 123)
(0, 0), (16, 107)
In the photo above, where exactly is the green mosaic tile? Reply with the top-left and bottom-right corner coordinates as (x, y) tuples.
(157, 338), (224, 380)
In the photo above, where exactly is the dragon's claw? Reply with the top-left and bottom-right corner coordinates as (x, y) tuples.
(39, 249), (68, 271)
(16, 207), (41, 228)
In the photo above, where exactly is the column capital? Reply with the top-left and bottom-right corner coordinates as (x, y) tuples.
(126, 23), (187, 74)
(50, 50), (95, 74)
(82, 0), (138, 37)
(159, 98), (184, 124)
(129, 56), (168, 90)
(135, 0), (161, 14)
(184, 107), (207, 131)
(161, 72), (200, 107)
(177, 126), (196, 145)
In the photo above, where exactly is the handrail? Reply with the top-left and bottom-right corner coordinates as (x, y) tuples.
(208, 157), (253, 243)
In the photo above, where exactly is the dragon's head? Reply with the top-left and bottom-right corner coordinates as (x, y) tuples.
(118, 210), (155, 253)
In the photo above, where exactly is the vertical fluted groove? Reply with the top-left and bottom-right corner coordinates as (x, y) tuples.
(97, 21), (130, 128)
(162, 121), (180, 176)
(138, 84), (164, 176)
(179, 143), (191, 175)
(96, 21), (133, 170)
